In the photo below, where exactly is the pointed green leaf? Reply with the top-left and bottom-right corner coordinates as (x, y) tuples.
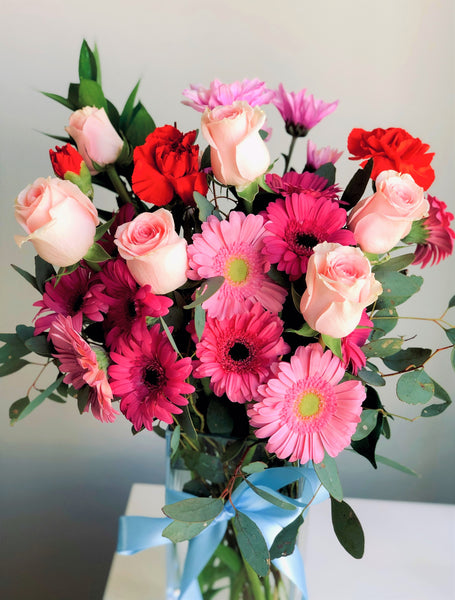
(421, 403), (451, 417)
(194, 192), (221, 221)
(233, 512), (270, 577)
(162, 497), (224, 522)
(184, 277), (225, 309)
(269, 514), (303, 560)
(372, 253), (415, 275)
(83, 242), (111, 263)
(120, 80), (141, 130)
(41, 91), (76, 110)
(375, 454), (419, 476)
(207, 397), (234, 436)
(321, 334), (342, 359)
(9, 397), (30, 424)
(351, 409), (379, 441)
(35, 256), (55, 293)
(94, 216), (115, 241)
(286, 322), (317, 337)
(314, 162), (336, 186)
(331, 498), (364, 559)
(313, 452), (343, 502)
(351, 386), (383, 468)
(159, 316), (181, 356)
(11, 264), (39, 291)
(162, 518), (212, 543)
(340, 158), (373, 209)
(79, 40), (98, 81)
(244, 479), (295, 510)
(431, 379), (452, 404)
(447, 295), (455, 309)
(125, 102), (155, 147)
(17, 376), (64, 421)
(444, 328), (455, 344)
(396, 370), (434, 404)
(174, 404), (198, 441)
(170, 425), (181, 459)
(78, 78), (107, 110)
(0, 335), (30, 362)
(16, 325), (35, 342)
(237, 180), (259, 210)
(0, 358), (30, 376)
(383, 347), (432, 371)
(194, 304), (205, 342)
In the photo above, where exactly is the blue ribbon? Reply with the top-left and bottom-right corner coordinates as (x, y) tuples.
(117, 465), (328, 599)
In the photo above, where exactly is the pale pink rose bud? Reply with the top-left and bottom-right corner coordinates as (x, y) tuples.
(347, 170), (429, 254)
(114, 210), (188, 294)
(201, 100), (270, 189)
(300, 242), (382, 338)
(65, 107), (124, 175)
(14, 177), (99, 267)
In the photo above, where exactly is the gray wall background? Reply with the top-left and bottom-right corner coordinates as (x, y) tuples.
(1, 1), (454, 598)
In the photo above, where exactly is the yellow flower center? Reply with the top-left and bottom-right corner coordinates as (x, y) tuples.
(298, 392), (321, 418)
(227, 257), (249, 284)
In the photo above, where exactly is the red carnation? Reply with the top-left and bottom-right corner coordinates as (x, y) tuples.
(348, 127), (435, 190)
(49, 144), (85, 178)
(132, 125), (208, 206)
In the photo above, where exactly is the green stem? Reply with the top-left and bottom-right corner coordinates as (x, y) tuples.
(105, 165), (134, 207)
(283, 136), (298, 174)
(243, 560), (266, 600)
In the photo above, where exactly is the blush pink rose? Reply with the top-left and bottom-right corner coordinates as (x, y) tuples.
(347, 170), (429, 254)
(65, 107), (124, 174)
(15, 177), (99, 267)
(201, 100), (270, 189)
(114, 209), (188, 294)
(300, 242), (382, 338)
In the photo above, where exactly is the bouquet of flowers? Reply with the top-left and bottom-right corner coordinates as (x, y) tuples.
(3, 41), (455, 599)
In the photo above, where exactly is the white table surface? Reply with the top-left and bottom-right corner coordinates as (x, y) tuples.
(104, 483), (455, 600)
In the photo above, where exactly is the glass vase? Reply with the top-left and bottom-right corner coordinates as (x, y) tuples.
(164, 430), (302, 600)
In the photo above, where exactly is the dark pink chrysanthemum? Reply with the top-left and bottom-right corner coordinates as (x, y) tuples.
(262, 193), (356, 280)
(413, 195), (455, 268)
(193, 303), (290, 404)
(187, 211), (287, 320)
(307, 140), (343, 170)
(341, 310), (373, 375)
(94, 259), (173, 350)
(108, 322), (194, 430)
(272, 84), (338, 137)
(49, 315), (118, 423)
(265, 172), (341, 202)
(34, 268), (109, 335)
(182, 78), (274, 112)
(248, 343), (365, 464)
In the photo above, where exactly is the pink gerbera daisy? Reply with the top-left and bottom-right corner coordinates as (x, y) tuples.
(262, 193), (356, 280)
(108, 321), (194, 431)
(187, 211), (287, 320)
(265, 172), (341, 202)
(49, 315), (118, 423)
(182, 78), (274, 112)
(34, 267), (109, 335)
(93, 259), (173, 350)
(193, 303), (290, 404)
(412, 195), (455, 268)
(272, 84), (338, 137)
(248, 343), (365, 464)
(341, 310), (373, 375)
(307, 140), (343, 170)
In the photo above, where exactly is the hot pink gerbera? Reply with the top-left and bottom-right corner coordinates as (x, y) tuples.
(108, 321), (194, 431)
(34, 268), (109, 335)
(93, 259), (173, 350)
(341, 310), (373, 375)
(248, 343), (365, 464)
(272, 84), (338, 137)
(262, 193), (356, 280)
(49, 315), (118, 423)
(307, 140), (343, 170)
(413, 195), (455, 268)
(193, 303), (290, 404)
(182, 78), (274, 112)
(187, 211), (287, 319)
(265, 171), (341, 202)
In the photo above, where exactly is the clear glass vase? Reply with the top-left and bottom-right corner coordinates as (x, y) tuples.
(164, 431), (302, 600)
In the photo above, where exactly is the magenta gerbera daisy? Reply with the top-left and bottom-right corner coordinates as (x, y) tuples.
(248, 343), (365, 464)
(272, 84), (338, 137)
(341, 310), (373, 375)
(262, 193), (356, 280)
(182, 78), (274, 112)
(193, 303), (290, 404)
(34, 267), (109, 335)
(49, 315), (118, 423)
(265, 171), (341, 202)
(94, 258), (173, 350)
(108, 321), (194, 430)
(187, 211), (287, 319)
(412, 195), (455, 268)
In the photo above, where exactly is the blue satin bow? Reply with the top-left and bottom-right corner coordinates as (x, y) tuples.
(117, 464), (328, 600)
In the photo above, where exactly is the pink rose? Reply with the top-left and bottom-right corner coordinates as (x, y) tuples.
(300, 242), (382, 338)
(14, 177), (99, 267)
(201, 100), (270, 189)
(65, 107), (124, 174)
(347, 170), (429, 254)
(114, 209), (188, 294)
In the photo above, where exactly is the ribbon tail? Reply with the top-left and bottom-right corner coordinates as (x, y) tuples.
(117, 516), (172, 555)
(273, 547), (308, 600)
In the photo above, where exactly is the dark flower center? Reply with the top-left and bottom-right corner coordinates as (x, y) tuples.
(127, 299), (137, 318)
(72, 294), (85, 313)
(144, 367), (162, 389)
(295, 232), (319, 249)
(285, 121), (309, 138)
(229, 342), (250, 362)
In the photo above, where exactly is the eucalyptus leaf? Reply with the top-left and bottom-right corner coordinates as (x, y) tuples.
(16, 325), (35, 342)
(362, 338), (403, 359)
(16, 376), (64, 421)
(170, 425), (181, 459)
(244, 479), (295, 510)
(351, 386), (383, 468)
(421, 403), (451, 417)
(162, 497), (224, 523)
(241, 462), (267, 475)
(77, 386), (90, 414)
(370, 307), (398, 340)
(0, 358), (30, 376)
(444, 328), (455, 344)
(194, 192), (222, 221)
(194, 304), (206, 342)
(383, 347), (431, 371)
(372, 253), (415, 275)
(24, 334), (51, 357)
(162, 519), (212, 543)
(375, 454), (419, 477)
(0, 335), (30, 362)
(233, 512), (270, 577)
(448, 295), (455, 309)
(374, 271), (423, 310)
(330, 498), (364, 559)
(396, 370), (434, 404)
(184, 277), (225, 309)
(207, 398), (234, 436)
(351, 409), (379, 441)
(269, 514), (303, 560)
(9, 397), (30, 424)
(313, 452), (343, 502)
(357, 367), (386, 387)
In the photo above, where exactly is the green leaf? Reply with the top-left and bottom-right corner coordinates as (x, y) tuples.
(351, 386), (383, 468)
(78, 78), (107, 110)
(444, 328), (455, 345)
(200, 145), (211, 170)
(269, 514), (303, 560)
(421, 403), (451, 417)
(194, 454), (226, 484)
(0, 334), (30, 362)
(207, 398), (234, 436)
(236, 180), (259, 210)
(286, 323), (317, 337)
(213, 544), (242, 573)
(233, 512), (270, 577)
(194, 192), (221, 221)
(291, 284), (302, 312)
(120, 80), (141, 131)
(396, 370), (434, 404)
(11, 264), (39, 291)
(375, 454), (419, 477)
(159, 316), (181, 356)
(314, 162), (336, 186)
(162, 497), (224, 523)
(125, 102), (155, 147)
(24, 334), (51, 357)
(76, 386), (89, 414)
(244, 479), (295, 510)
(184, 277), (225, 309)
(330, 498), (364, 559)
(170, 425), (181, 459)
(383, 347), (432, 371)
(451, 347), (455, 372)
(357, 367), (386, 387)
(9, 397), (30, 424)
(431, 379), (452, 404)
(48, 393), (66, 404)
(371, 307), (398, 340)
(321, 334), (342, 359)
(351, 409), (379, 441)
(448, 295), (455, 310)
(41, 91), (76, 110)
(372, 253), (415, 275)
(194, 304), (205, 342)
(16, 376), (64, 421)
(374, 271), (423, 310)
(339, 158), (373, 209)
(16, 325), (35, 342)
(162, 519), (212, 543)
(0, 358), (30, 376)
(79, 39), (98, 81)
(94, 216), (115, 242)
(241, 462), (267, 475)
(68, 82), (80, 107)
(362, 338), (403, 358)
(35, 256), (55, 293)
(83, 242), (111, 263)
(313, 452), (343, 502)
(174, 404), (198, 441)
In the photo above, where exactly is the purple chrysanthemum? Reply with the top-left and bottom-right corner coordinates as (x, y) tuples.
(182, 78), (274, 112)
